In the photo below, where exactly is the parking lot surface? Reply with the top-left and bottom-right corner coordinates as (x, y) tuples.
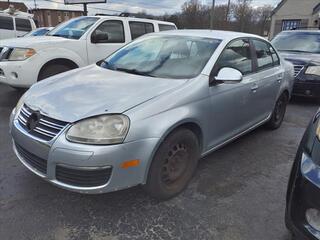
(0, 83), (318, 240)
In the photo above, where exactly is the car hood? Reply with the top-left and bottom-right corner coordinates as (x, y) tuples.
(0, 36), (74, 49)
(23, 65), (187, 123)
(278, 51), (320, 65)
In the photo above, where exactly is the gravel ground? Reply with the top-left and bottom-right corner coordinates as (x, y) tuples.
(0, 83), (318, 240)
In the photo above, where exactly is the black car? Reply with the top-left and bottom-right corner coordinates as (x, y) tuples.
(286, 109), (320, 239)
(272, 30), (320, 98)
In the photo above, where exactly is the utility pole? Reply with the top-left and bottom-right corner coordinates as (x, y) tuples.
(225, 0), (231, 22)
(83, 3), (88, 16)
(210, 0), (215, 29)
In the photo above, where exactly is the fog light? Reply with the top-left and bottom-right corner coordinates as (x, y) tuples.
(306, 208), (320, 231)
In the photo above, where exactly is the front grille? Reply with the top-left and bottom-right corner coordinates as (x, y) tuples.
(18, 104), (69, 141)
(294, 65), (305, 77)
(56, 165), (112, 187)
(15, 143), (47, 174)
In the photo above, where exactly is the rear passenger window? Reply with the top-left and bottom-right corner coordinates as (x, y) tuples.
(0, 16), (14, 30)
(129, 21), (154, 40)
(252, 39), (274, 70)
(159, 24), (176, 31)
(215, 39), (253, 75)
(93, 20), (125, 43)
(270, 46), (280, 66)
(15, 18), (32, 32)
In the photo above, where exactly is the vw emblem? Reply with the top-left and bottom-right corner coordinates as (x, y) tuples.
(26, 112), (41, 131)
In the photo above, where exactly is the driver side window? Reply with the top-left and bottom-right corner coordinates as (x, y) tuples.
(214, 39), (253, 76)
(92, 20), (125, 43)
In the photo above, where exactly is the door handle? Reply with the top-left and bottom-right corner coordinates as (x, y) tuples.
(251, 84), (259, 92)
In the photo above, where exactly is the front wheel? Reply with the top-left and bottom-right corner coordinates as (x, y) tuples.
(266, 92), (288, 130)
(143, 128), (200, 200)
(38, 64), (74, 81)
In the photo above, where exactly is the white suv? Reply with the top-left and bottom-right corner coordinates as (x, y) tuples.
(0, 11), (36, 40)
(0, 16), (176, 88)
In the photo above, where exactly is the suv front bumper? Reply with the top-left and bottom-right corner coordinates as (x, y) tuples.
(0, 59), (38, 87)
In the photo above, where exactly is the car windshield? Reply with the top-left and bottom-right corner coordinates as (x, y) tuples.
(24, 28), (49, 37)
(100, 35), (221, 79)
(272, 31), (320, 54)
(47, 17), (98, 40)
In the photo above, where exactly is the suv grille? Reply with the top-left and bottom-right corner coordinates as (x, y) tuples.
(18, 104), (69, 141)
(15, 143), (47, 174)
(56, 165), (112, 187)
(0, 46), (12, 61)
(293, 65), (305, 77)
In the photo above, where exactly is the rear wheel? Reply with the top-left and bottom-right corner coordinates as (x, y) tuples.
(38, 64), (73, 81)
(266, 92), (288, 130)
(143, 128), (200, 200)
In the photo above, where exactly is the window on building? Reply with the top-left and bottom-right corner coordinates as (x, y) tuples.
(129, 21), (154, 40)
(0, 16), (14, 30)
(92, 20), (125, 43)
(15, 18), (32, 32)
(158, 24), (176, 31)
(282, 20), (301, 31)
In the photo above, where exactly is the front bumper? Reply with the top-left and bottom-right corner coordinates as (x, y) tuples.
(286, 152), (320, 240)
(11, 116), (159, 194)
(0, 59), (38, 87)
(292, 81), (320, 98)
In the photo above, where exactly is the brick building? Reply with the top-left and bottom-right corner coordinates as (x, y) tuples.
(0, 1), (83, 27)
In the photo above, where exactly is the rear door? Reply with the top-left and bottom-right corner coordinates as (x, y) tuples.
(87, 20), (127, 63)
(0, 16), (15, 39)
(250, 38), (283, 121)
(15, 17), (33, 37)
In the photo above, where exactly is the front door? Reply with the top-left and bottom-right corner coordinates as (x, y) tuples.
(207, 38), (258, 149)
(87, 20), (127, 64)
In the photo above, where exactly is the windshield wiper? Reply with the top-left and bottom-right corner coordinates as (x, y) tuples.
(115, 67), (154, 77)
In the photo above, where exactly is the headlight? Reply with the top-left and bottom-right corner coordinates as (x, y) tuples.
(9, 48), (36, 61)
(13, 94), (25, 119)
(66, 114), (130, 145)
(305, 66), (320, 76)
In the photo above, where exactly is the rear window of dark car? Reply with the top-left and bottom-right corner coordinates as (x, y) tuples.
(272, 31), (320, 54)
(0, 16), (14, 30)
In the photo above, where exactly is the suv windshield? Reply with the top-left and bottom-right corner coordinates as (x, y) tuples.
(101, 35), (221, 79)
(48, 17), (98, 40)
(272, 31), (320, 54)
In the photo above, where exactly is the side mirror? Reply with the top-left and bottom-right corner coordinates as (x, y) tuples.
(212, 67), (243, 84)
(91, 31), (109, 44)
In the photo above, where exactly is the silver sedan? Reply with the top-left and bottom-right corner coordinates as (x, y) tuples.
(10, 30), (294, 200)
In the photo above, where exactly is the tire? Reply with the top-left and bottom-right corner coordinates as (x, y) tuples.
(38, 64), (73, 81)
(266, 92), (288, 130)
(143, 128), (200, 200)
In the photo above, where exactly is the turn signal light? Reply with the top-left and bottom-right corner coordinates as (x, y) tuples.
(120, 159), (140, 169)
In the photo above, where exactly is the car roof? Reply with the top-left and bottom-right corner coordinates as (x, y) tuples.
(93, 15), (176, 25)
(151, 29), (267, 41)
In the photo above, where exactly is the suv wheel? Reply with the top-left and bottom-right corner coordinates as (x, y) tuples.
(143, 128), (200, 200)
(38, 64), (73, 81)
(266, 92), (288, 130)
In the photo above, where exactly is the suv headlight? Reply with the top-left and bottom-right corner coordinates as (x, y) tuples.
(9, 48), (36, 61)
(306, 66), (320, 76)
(66, 114), (130, 145)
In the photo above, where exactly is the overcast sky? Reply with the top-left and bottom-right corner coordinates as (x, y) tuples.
(2, 0), (282, 15)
